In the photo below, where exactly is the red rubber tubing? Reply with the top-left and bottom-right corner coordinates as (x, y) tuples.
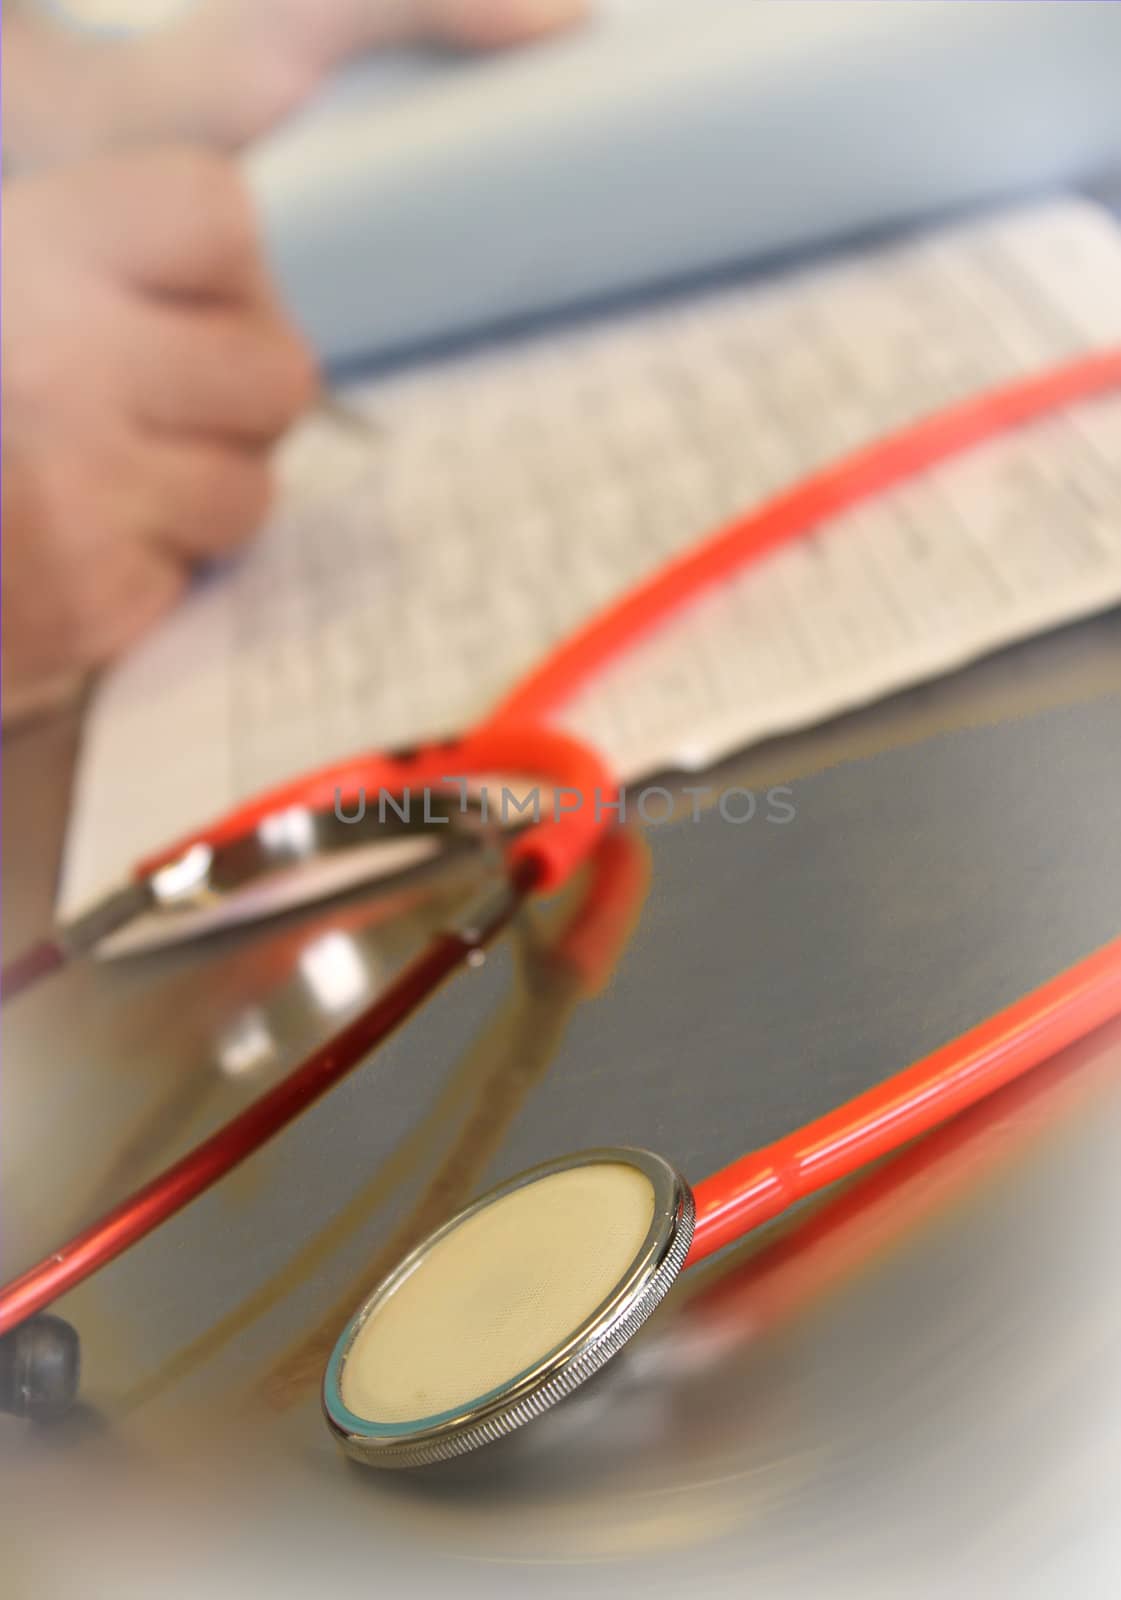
(0, 808), (637, 1334)
(4, 350), (1120, 1322)
(136, 723), (615, 895)
(551, 827), (651, 992)
(493, 347), (1121, 725)
(685, 933), (1121, 1266)
(0, 862), (542, 1340)
(138, 348), (1121, 896)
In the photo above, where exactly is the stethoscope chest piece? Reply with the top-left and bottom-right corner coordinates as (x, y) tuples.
(323, 1147), (693, 1468)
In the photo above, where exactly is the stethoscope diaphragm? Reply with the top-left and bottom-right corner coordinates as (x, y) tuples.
(323, 1148), (693, 1468)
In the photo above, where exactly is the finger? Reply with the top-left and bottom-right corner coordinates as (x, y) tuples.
(412, 0), (591, 48)
(0, 667), (86, 728)
(145, 438), (274, 562)
(128, 302), (319, 442)
(354, 0), (589, 50)
(77, 553), (188, 664)
(61, 147), (267, 302)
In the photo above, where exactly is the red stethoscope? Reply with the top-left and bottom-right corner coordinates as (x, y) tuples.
(3, 347), (1121, 1351)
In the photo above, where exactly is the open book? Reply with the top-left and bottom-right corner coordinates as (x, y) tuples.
(60, 198), (1121, 945)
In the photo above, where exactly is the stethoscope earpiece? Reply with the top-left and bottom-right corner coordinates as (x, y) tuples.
(0, 1314), (80, 1423)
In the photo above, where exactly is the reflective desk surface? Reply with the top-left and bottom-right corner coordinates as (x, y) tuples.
(2, 612), (1120, 1599)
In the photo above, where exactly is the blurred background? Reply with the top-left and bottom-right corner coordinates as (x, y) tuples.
(3, 4), (1121, 1596)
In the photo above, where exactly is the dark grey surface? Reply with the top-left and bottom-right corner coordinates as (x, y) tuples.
(2, 612), (1121, 1599)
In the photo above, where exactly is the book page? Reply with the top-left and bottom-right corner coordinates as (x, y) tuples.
(60, 198), (1121, 943)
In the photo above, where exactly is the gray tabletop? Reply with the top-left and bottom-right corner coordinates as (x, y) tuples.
(2, 609), (1120, 1599)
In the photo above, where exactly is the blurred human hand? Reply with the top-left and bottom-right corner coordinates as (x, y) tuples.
(3, 0), (590, 170)
(1, 148), (318, 723)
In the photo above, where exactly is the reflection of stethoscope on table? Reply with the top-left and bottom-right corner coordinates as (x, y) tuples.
(253, 826), (650, 1414)
(3, 351), (1121, 1458)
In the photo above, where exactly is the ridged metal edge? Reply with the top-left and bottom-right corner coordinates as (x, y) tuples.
(330, 1166), (694, 1470)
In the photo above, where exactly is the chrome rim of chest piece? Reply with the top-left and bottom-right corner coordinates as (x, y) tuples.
(323, 1147), (695, 1468)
